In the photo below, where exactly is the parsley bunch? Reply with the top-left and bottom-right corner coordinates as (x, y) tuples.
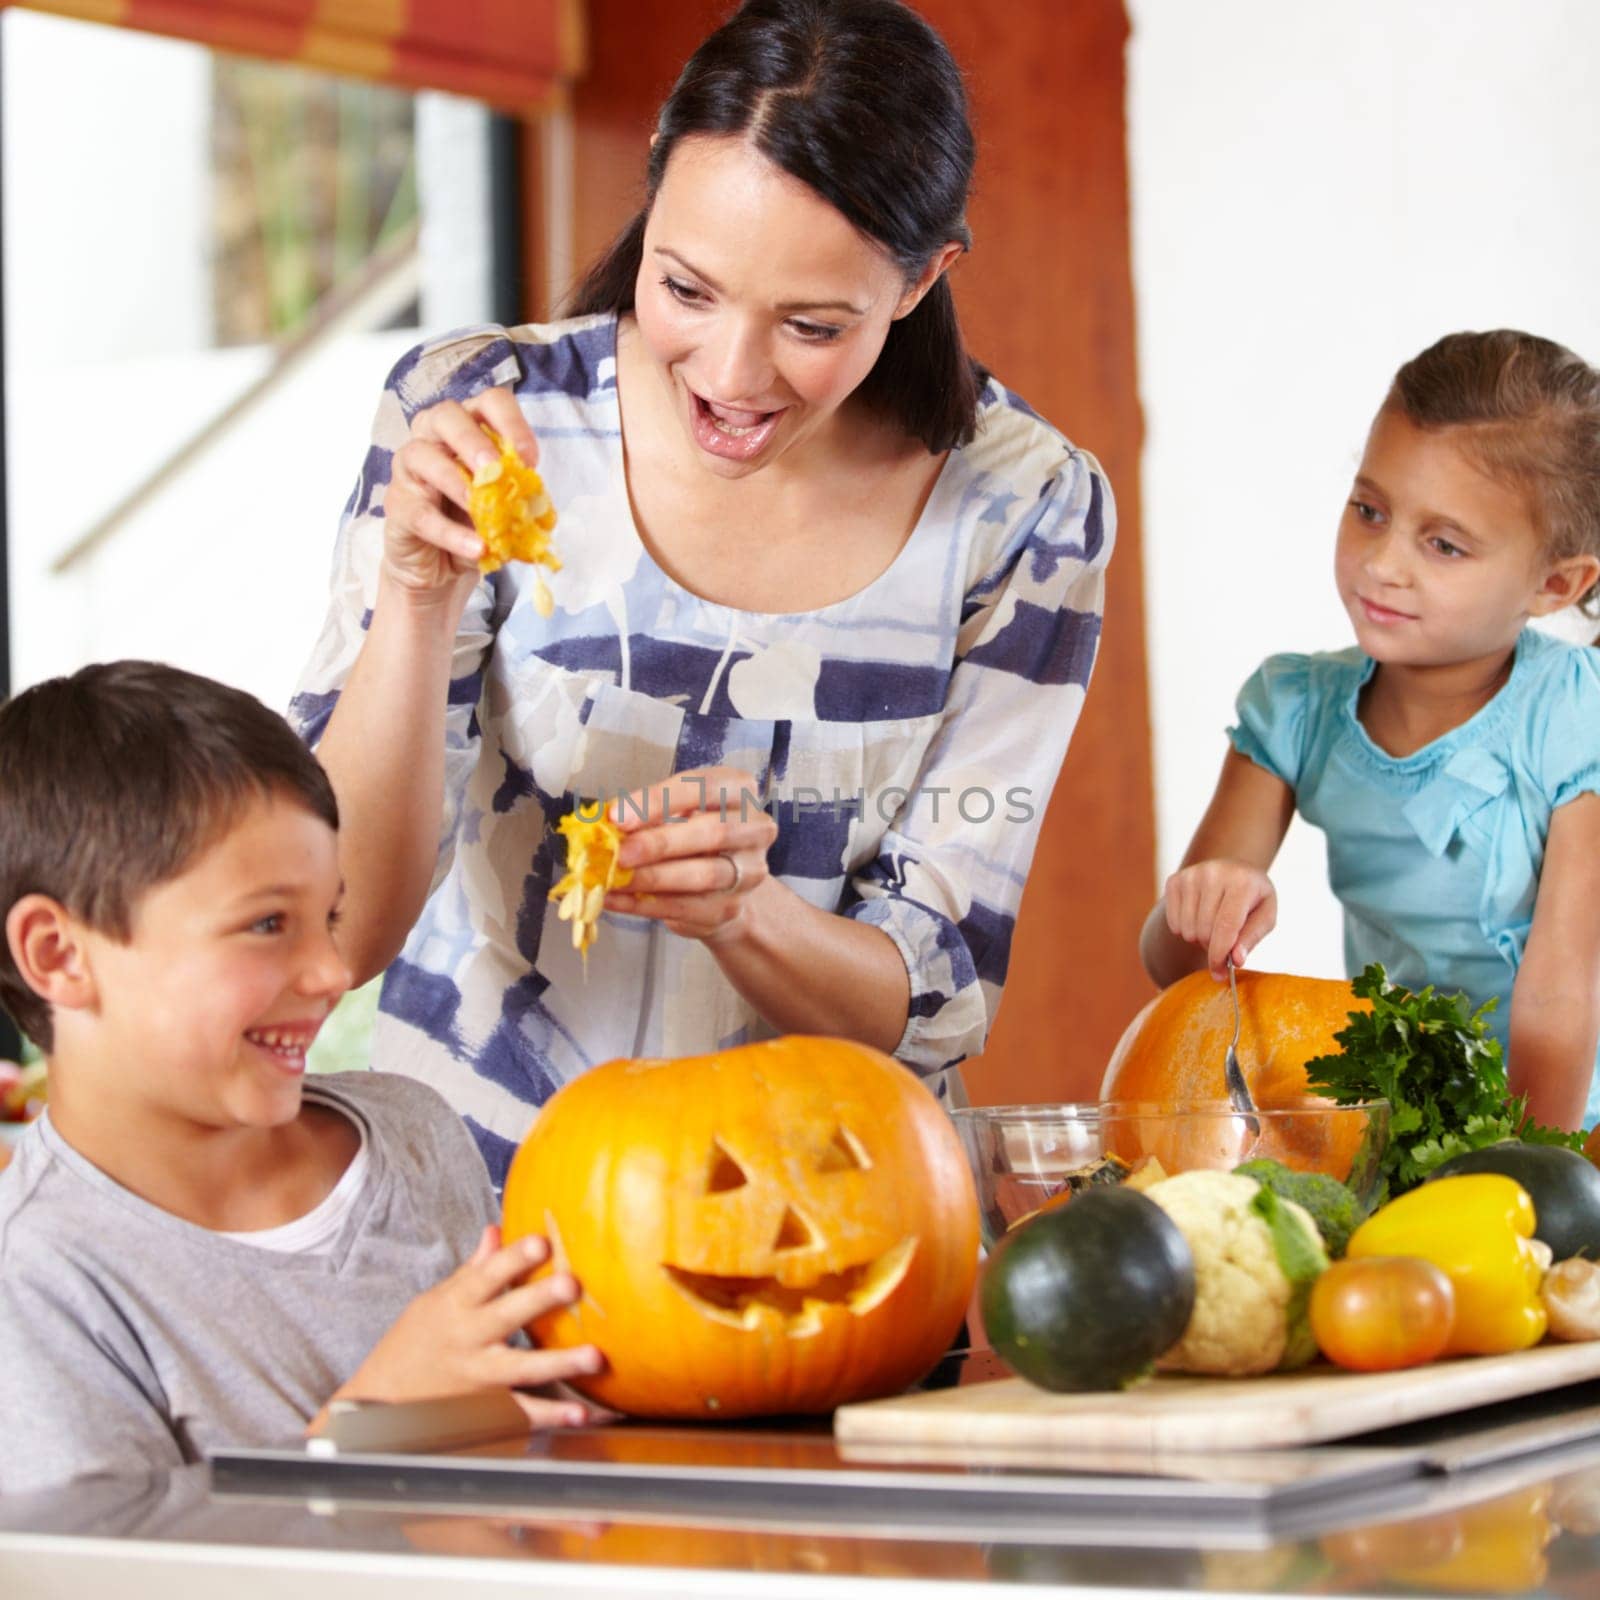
(1304, 963), (1583, 1197)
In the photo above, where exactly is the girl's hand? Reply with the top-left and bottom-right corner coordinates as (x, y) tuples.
(382, 388), (539, 603)
(606, 766), (779, 945)
(325, 1226), (605, 1431)
(1162, 858), (1277, 979)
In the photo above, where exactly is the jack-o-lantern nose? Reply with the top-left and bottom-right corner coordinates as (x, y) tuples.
(773, 1206), (819, 1252)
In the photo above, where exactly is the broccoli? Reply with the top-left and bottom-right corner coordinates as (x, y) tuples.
(1233, 1159), (1363, 1260)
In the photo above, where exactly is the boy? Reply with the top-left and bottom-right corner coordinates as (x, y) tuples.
(0, 662), (600, 1494)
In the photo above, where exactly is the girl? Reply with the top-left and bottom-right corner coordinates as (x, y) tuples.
(292, 0), (1112, 1184)
(1142, 330), (1600, 1131)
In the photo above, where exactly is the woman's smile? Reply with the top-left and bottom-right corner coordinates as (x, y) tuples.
(686, 387), (790, 462)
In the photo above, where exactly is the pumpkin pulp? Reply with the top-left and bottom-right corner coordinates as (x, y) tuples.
(1100, 969), (1372, 1177)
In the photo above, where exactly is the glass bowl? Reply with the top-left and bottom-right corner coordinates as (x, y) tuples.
(1099, 1098), (1390, 1204)
(952, 1098), (1389, 1249)
(951, 1103), (1110, 1250)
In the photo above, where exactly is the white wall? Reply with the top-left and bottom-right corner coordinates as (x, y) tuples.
(12, 333), (419, 702)
(1127, 0), (1600, 977)
(3, 10), (210, 368)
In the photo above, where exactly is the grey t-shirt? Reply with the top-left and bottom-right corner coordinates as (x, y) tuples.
(0, 1072), (497, 1494)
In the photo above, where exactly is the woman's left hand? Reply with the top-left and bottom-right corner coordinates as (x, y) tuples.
(605, 767), (777, 943)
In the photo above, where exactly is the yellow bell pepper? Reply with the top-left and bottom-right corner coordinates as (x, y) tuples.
(1346, 1174), (1547, 1356)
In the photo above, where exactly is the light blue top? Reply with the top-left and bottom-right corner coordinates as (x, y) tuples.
(1229, 627), (1600, 1128)
(292, 314), (1113, 1184)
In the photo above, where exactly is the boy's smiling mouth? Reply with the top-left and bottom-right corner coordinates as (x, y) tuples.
(244, 1022), (325, 1071)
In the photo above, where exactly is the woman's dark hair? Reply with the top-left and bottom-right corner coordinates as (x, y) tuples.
(1387, 330), (1600, 615)
(568, 0), (983, 453)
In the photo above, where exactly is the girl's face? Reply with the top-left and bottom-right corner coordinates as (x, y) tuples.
(631, 134), (953, 479)
(1334, 408), (1586, 669)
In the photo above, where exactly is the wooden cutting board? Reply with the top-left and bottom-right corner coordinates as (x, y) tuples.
(834, 1340), (1600, 1453)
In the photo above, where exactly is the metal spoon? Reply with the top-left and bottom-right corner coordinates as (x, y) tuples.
(1223, 959), (1261, 1137)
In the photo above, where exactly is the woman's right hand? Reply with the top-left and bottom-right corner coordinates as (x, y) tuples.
(382, 387), (541, 601)
(1161, 858), (1277, 979)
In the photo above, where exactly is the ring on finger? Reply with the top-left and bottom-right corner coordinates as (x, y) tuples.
(721, 853), (743, 894)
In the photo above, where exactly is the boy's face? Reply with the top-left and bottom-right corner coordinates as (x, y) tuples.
(76, 792), (349, 1132)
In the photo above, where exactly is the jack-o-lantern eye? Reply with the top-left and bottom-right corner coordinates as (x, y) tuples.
(706, 1139), (750, 1193)
(817, 1126), (871, 1174)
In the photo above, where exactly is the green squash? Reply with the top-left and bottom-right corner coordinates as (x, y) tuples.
(1427, 1142), (1600, 1261)
(980, 1186), (1196, 1392)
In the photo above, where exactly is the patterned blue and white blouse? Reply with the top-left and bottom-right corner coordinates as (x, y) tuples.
(292, 314), (1113, 1184)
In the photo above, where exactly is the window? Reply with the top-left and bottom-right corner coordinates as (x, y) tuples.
(2, 8), (512, 711)
(0, 9), (524, 1064)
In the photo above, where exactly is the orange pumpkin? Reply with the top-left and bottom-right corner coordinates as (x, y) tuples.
(501, 1036), (980, 1419)
(1099, 969), (1371, 1177)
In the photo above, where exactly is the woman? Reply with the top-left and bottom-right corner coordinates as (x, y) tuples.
(293, 0), (1114, 1184)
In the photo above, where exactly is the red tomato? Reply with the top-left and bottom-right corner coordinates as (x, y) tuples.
(1311, 1255), (1456, 1372)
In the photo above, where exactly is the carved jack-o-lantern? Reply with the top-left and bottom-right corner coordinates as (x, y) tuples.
(501, 1036), (981, 1418)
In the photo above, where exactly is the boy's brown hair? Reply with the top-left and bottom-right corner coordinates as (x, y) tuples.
(0, 661), (338, 1050)
(1387, 329), (1600, 614)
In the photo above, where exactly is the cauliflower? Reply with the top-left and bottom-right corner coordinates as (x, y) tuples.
(1145, 1170), (1328, 1376)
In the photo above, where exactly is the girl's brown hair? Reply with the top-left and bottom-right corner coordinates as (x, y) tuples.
(1387, 330), (1600, 614)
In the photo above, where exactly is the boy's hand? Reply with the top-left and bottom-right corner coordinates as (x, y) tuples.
(323, 1227), (605, 1431)
(1162, 859), (1277, 979)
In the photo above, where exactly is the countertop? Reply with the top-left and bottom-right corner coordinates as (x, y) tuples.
(7, 1376), (1600, 1599)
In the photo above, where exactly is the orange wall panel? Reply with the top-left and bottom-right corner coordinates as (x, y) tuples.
(568, 0), (726, 288)
(917, 0), (1155, 1107)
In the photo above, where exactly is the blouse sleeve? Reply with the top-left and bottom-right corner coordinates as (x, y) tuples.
(1228, 653), (1313, 790)
(841, 447), (1114, 1076)
(1535, 641), (1600, 812)
(288, 328), (524, 895)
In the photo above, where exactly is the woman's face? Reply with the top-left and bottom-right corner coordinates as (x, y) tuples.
(631, 135), (945, 479)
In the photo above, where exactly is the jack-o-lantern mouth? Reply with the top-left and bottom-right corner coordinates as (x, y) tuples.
(663, 1238), (917, 1337)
